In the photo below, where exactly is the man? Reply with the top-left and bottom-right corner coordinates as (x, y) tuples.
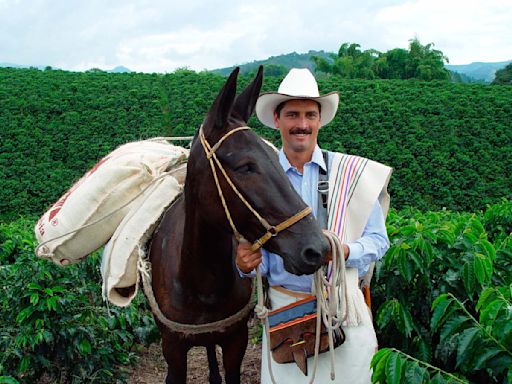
(236, 68), (392, 383)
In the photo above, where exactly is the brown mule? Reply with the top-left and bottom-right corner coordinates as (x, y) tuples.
(148, 66), (329, 384)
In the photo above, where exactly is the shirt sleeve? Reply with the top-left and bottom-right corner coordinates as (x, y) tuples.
(346, 199), (390, 276)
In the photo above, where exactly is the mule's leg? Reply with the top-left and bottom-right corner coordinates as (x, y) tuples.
(162, 334), (189, 384)
(206, 344), (222, 384)
(220, 324), (249, 384)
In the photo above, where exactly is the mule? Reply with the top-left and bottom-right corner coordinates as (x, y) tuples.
(148, 66), (329, 384)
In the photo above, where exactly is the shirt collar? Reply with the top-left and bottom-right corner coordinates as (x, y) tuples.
(278, 145), (327, 173)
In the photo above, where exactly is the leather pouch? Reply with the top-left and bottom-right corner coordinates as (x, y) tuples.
(268, 296), (345, 376)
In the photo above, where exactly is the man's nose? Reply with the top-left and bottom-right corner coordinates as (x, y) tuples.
(297, 116), (308, 128)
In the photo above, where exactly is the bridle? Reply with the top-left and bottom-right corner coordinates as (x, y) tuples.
(199, 126), (312, 251)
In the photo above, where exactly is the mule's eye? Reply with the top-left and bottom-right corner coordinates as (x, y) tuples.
(234, 162), (257, 174)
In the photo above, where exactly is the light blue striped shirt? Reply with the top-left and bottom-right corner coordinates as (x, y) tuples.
(239, 145), (389, 293)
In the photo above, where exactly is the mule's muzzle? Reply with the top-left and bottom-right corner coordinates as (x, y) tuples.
(285, 237), (330, 276)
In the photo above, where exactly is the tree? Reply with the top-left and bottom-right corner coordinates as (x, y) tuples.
(313, 39), (449, 81)
(312, 42), (379, 79)
(405, 38), (450, 80)
(492, 63), (512, 85)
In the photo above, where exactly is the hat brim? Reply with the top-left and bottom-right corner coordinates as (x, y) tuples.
(255, 92), (339, 129)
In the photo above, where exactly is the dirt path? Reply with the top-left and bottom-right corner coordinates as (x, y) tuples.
(127, 319), (262, 383)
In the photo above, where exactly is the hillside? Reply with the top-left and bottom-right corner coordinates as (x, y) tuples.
(211, 51), (511, 83)
(211, 50), (332, 76)
(1, 67), (511, 218)
(446, 60), (512, 82)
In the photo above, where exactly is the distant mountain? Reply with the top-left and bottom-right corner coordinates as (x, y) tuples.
(0, 62), (47, 70)
(0, 62), (132, 73)
(446, 60), (512, 82)
(211, 52), (511, 83)
(107, 66), (131, 73)
(211, 50), (332, 76)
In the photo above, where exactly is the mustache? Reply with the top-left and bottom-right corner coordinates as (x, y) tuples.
(290, 128), (312, 135)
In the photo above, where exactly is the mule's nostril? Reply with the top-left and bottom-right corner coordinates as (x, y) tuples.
(302, 247), (322, 264)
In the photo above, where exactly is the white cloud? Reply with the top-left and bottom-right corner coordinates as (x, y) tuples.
(0, 0), (510, 71)
(375, 0), (512, 63)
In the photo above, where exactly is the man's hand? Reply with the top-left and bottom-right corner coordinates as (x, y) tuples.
(236, 242), (262, 273)
(324, 237), (350, 262)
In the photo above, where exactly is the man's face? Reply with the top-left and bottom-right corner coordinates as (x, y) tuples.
(273, 99), (321, 155)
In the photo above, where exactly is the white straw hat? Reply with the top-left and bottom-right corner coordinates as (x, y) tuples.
(256, 68), (339, 129)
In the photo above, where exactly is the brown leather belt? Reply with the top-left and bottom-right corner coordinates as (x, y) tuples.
(270, 285), (314, 300)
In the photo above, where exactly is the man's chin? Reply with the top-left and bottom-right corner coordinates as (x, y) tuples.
(288, 141), (311, 153)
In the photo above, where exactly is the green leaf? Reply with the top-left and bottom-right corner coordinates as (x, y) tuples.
(462, 232), (478, 249)
(404, 360), (428, 383)
(462, 261), (475, 294)
(27, 282), (42, 290)
(431, 294), (453, 331)
(78, 338), (92, 355)
(0, 377), (21, 384)
(18, 356), (29, 373)
(473, 347), (503, 369)
(430, 372), (447, 384)
(479, 239), (496, 260)
(377, 300), (398, 329)
(485, 353), (512, 371)
(371, 348), (392, 383)
(397, 249), (412, 282)
(440, 315), (469, 341)
(476, 287), (496, 312)
(398, 304), (414, 338)
(15, 307), (35, 324)
(409, 249), (425, 273)
(29, 292), (39, 305)
(413, 336), (431, 362)
(385, 351), (404, 384)
(473, 254), (486, 285)
(456, 327), (480, 368)
(46, 296), (58, 311)
(480, 300), (505, 325)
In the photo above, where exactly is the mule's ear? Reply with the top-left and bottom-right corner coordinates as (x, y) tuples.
(231, 65), (263, 123)
(202, 67), (239, 137)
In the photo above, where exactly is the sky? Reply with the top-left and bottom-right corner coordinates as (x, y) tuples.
(1, 0), (511, 73)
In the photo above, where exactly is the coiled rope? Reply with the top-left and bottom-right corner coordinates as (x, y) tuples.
(253, 229), (349, 384)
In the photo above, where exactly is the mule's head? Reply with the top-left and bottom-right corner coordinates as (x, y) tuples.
(186, 67), (329, 275)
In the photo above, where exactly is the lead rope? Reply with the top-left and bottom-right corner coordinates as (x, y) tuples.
(200, 127), (348, 382)
(198, 126), (312, 250)
(253, 229), (347, 384)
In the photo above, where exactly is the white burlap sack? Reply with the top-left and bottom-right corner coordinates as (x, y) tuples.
(101, 164), (185, 306)
(35, 139), (188, 266)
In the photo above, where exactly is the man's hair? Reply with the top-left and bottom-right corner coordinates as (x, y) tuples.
(274, 99), (322, 117)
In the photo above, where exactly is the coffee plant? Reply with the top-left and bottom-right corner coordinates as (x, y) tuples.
(372, 200), (512, 383)
(0, 218), (159, 383)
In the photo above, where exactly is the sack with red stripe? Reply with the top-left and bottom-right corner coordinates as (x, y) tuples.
(35, 139), (188, 266)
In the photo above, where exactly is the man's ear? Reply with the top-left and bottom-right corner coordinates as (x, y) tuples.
(273, 111), (280, 129)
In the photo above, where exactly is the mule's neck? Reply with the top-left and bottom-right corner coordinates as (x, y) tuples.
(180, 195), (237, 294)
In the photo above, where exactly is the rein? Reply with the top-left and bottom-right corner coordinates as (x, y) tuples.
(198, 126), (312, 250)
(142, 126), (312, 335)
(199, 126), (349, 382)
